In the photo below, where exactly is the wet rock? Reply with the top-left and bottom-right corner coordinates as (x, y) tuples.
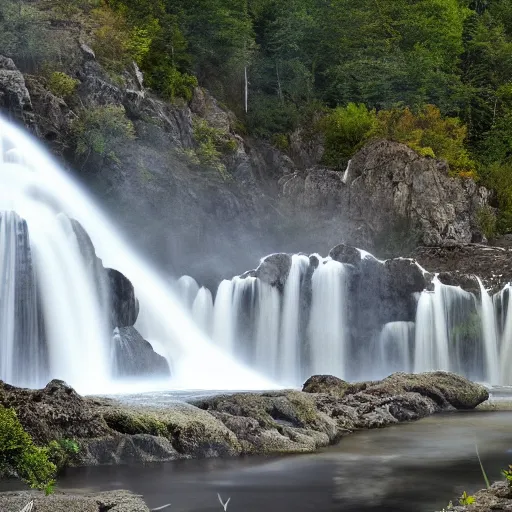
(256, 253), (292, 291)
(329, 244), (361, 266)
(108, 270), (139, 328)
(0, 490), (150, 512)
(111, 327), (170, 379)
(0, 379), (110, 445)
(0, 55), (33, 125)
(440, 481), (512, 512)
(413, 244), (512, 293)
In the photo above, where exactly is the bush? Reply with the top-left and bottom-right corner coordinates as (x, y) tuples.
(0, 406), (56, 494)
(479, 162), (512, 234)
(190, 118), (236, 180)
(145, 65), (198, 102)
(47, 439), (80, 473)
(375, 105), (476, 177)
(321, 103), (377, 168)
(47, 72), (79, 99)
(72, 105), (135, 162)
(476, 205), (497, 240)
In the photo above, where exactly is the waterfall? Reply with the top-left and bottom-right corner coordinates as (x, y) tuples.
(308, 258), (348, 379)
(192, 287), (214, 336)
(279, 254), (310, 385)
(254, 281), (281, 378)
(478, 277), (500, 384)
(177, 276), (200, 310)
(375, 322), (414, 378)
(0, 115), (275, 393)
(499, 285), (512, 384)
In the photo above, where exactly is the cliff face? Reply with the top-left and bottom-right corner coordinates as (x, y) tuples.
(0, 47), (493, 285)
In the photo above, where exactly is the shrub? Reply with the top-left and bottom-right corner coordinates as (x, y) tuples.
(321, 103), (377, 168)
(479, 162), (512, 234)
(190, 118), (236, 180)
(476, 205), (497, 240)
(47, 72), (79, 99)
(47, 439), (80, 472)
(0, 406), (56, 494)
(145, 65), (198, 102)
(72, 105), (135, 162)
(375, 105), (476, 177)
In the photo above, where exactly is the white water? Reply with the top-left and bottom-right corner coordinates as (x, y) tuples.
(478, 277), (500, 384)
(192, 287), (214, 336)
(308, 258), (348, 379)
(0, 115), (276, 393)
(280, 254), (310, 385)
(377, 322), (414, 377)
(499, 285), (512, 384)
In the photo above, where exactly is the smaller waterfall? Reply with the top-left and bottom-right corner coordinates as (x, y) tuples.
(280, 254), (310, 385)
(308, 258), (348, 379)
(478, 277), (500, 384)
(212, 279), (236, 352)
(499, 285), (512, 384)
(254, 281), (281, 378)
(192, 287), (214, 336)
(177, 276), (199, 310)
(377, 322), (414, 377)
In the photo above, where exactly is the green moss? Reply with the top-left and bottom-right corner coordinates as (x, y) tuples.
(47, 439), (80, 472)
(0, 406), (56, 493)
(103, 410), (167, 437)
(72, 105), (135, 162)
(47, 72), (79, 99)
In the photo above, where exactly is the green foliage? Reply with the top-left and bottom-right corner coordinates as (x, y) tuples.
(476, 205), (497, 240)
(321, 103), (377, 167)
(0, 406), (56, 493)
(190, 118), (236, 180)
(479, 162), (512, 234)
(47, 439), (80, 472)
(47, 72), (79, 99)
(145, 65), (198, 102)
(72, 105), (135, 161)
(375, 105), (476, 177)
(503, 464), (512, 487)
(459, 491), (475, 506)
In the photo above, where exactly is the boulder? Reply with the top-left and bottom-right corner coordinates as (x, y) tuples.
(0, 490), (150, 512)
(0, 379), (110, 444)
(256, 253), (292, 291)
(0, 55), (33, 123)
(111, 327), (170, 379)
(108, 269), (139, 328)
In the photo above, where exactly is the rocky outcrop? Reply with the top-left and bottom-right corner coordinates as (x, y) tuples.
(439, 481), (512, 512)
(0, 372), (488, 466)
(0, 490), (150, 512)
(111, 327), (170, 379)
(280, 140), (493, 254)
(414, 244), (512, 293)
(108, 270), (139, 328)
(0, 55), (33, 126)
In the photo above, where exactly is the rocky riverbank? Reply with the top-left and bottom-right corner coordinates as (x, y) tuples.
(439, 482), (512, 512)
(0, 372), (488, 466)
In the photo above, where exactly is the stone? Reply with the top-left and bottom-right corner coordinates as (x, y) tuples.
(256, 253), (292, 291)
(111, 327), (170, 379)
(0, 379), (110, 445)
(0, 490), (150, 512)
(108, 269), (139, 327)
(0, 55), (33, 123)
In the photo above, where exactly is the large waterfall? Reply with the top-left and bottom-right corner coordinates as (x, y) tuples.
(2, 114), (512, 392)
(0, 116), (274, 393)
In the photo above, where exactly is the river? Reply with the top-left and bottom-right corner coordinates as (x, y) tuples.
(38, 409), (512, 512)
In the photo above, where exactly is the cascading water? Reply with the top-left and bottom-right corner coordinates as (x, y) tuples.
(375, 322), (414, 378)
(0, 115), (275, 393)
(308, 258), (348, 379)
(478, 277), (500, 384)
(279, 254), (310, 385)
(192, 287), (214, 336)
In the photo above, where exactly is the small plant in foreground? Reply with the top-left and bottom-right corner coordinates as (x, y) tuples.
(0, 406), (56, 493)
(475, 444), (491, 489)
(502, 464), (512, 487)
(19, 501), (33, 512)
(218, 493), (231, 511)
(459, 491), (475, 506)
